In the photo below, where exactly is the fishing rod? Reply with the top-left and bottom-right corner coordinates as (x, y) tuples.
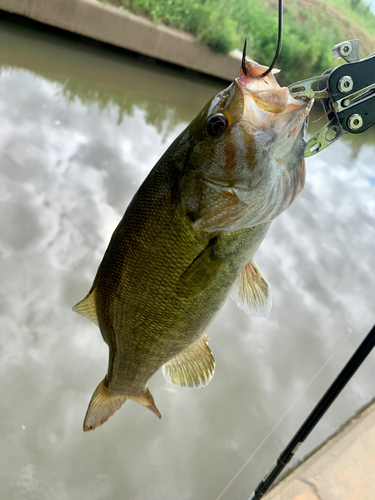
(244, 0), (375, 496)
(248, 41), (375, 500)
(248, 323), (375, 499)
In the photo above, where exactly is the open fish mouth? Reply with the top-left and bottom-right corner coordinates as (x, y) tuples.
(287, 98), (314, 138)
(286, 89), (313, 110)
(293, 95), (311, 103)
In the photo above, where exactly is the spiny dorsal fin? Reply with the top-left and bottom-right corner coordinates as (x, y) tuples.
(162, 334), (215, 388)
(231, 259), (272, 318)
(72, 288), (99, 326)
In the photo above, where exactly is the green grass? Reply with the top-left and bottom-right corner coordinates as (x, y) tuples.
(101, 0), (375, 83)
(337, 0), (374, 32)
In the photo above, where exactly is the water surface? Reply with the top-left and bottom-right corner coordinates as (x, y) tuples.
(1, 15), (375, 500)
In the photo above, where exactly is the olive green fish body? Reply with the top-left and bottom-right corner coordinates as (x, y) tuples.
(74, 57), (312, 431)
(93, 154), (270, 392)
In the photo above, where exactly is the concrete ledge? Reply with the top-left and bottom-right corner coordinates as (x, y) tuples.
(0, 0), (241, 81)
(266, 400), (375, 500)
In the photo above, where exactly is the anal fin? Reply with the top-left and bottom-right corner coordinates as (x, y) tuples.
(231, 259), (272, 318)
(73, 288), (99, 326)
(162, 334), (215, 388)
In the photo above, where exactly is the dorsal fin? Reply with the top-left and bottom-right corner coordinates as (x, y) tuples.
(231, 259), (272, 318)
(72, 288), (99, 326)
(162, 334), (215, 388)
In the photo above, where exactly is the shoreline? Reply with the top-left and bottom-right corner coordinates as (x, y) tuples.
(0, 0), (241, 82)
(267, 398), (375, 499)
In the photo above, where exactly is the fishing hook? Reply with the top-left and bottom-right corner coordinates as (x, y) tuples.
(262, 0), (283, 76)
(241, 0), (283, 78)
(242, 38), (248, 76)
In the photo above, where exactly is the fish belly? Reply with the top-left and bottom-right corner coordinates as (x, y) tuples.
(93, 160), (270, 395)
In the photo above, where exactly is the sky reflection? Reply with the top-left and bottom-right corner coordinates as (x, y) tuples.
(0, 17), (375, 500)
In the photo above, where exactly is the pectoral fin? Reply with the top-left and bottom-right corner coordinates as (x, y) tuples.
(177, 241), (223, 294)
(162, 334), (215, 388)
(73, 288), (99, 326)
(231, 259), (272, 318)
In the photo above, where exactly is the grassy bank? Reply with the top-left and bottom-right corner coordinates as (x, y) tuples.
(100, 0), (375, 83)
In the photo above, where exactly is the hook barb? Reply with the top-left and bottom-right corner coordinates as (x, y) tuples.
(242, 38), (248, 76)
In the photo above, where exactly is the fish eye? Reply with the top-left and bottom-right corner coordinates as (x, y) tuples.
(206, 113), (228, 137)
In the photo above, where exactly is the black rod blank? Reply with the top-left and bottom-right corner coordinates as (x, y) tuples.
(248, 323), (375, 499)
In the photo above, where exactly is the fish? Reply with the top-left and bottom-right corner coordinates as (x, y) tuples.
(73, 52), (312, 432)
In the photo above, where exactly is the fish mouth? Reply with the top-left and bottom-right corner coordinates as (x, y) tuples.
(285, 97), (314, 140)
(293, 96), (311, 104)
(290, 94), (313, 109)
(239, 84), (312, 122)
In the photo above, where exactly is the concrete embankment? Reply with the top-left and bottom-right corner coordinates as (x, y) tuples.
(0, 0), (241, 81)
(266, 399), (375, 500)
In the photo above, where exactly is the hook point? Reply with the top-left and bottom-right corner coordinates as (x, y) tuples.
(242, 38), (248, 77)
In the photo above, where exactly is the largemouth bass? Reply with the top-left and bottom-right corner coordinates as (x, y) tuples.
(73, 56), (312, 431)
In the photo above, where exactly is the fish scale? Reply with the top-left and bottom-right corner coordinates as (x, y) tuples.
(73, 56), (312, 431)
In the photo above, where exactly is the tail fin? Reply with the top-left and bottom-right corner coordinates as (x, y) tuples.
(83, 380), (161, 431)
(130, 388), (162, 419)
(83, 378), (127, 432)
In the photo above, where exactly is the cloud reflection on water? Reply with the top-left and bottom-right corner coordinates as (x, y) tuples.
(0, 27), (375, 500)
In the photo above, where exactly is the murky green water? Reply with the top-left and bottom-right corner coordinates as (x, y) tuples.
(1, 14), (375, 500)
